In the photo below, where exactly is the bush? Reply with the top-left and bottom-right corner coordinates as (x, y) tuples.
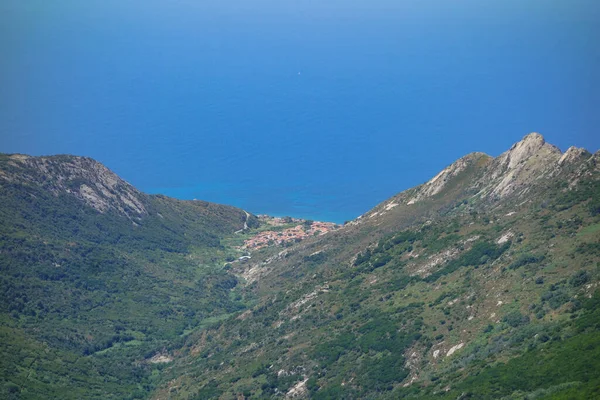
(508, 253), (545, 270)
(570, 271), (590, 287)
(589, 197), (600, 216)
(371, 254), (392, 269)
(4, 382), (20, 394)
(354, 249), (372, 266)
(542, 289), (571, 310)
(503, 311), (530, 327)
(360, 354), (409, 389)
(535, 276), (544, 285)
(425, 241), (510, 282)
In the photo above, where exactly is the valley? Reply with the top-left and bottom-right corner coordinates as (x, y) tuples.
(1, 133), (599, 399)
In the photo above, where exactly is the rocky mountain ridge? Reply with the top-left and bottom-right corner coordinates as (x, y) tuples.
(0, 154), (147, 218)
(362, 133), (598, 224)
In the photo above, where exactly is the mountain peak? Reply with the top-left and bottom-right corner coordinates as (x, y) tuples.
(521, 131), (544, 142)
(480, 133), (562, 199)
(399, 133), (584, 206)
(558, 146), (591, 165)
(499, 132), (560, 171)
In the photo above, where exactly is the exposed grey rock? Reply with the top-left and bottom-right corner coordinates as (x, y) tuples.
(1, 154), (147, 217)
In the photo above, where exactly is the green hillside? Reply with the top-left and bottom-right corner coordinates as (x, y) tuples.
(148, 134), (600, 399)
(1, 134), (599, 399)
(0, 154), (257, 399)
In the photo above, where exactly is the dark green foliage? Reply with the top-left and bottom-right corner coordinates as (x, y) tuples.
(354, 229), (422, 268)
(425, 241), (510, 282)
(508, 253), (545, 270)
(354, 249), (372, 266)
(309, 307), (422, 396)
(4, 382), (19, 393)
(303, 251), (328, 264)
(0, 156), (250, 398)
(535, 276), (545, 285)
(306, 377), (319, 393)
(360, 353), (408, 390)
(574, 291), (600, 332)
(356, 317), (417, 353)
(503, 311), (530, 327)
(553, 178), (600, 213)
(438, 293), (600, 400)
(193, 380), (223, 399)
(423, 233), (460, 253)
(315, 332), (357, 365)
(541, 287), (571, 310)
(575, 242), (600, 255)
(570, 270), (590, 287)
(431, 291), (461, 307)
(589, 197), (600, 216)
(442, 331), (600, 399)
(390, 230), (422, 245)
(371, 253), (392, 269)
(385, 274), (418, 292)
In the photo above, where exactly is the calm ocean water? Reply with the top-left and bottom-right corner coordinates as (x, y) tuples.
(1, 1), (599, 222)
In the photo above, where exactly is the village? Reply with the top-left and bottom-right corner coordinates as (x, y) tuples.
(241, 216), (338, 250)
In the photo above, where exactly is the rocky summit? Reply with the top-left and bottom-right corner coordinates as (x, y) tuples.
(1, 133), (599, 400)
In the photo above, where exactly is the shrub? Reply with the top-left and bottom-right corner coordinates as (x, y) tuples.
(425, 241), (510, 282)
(503, 311), (530, 327)
(542, 289), (570, 310)
(4, 382), (20, 394)
(535, 276), (544, 285)
(570, 271), (590, 287)
(508, 253), (545, 270)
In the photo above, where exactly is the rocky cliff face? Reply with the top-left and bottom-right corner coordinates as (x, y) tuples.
(479, 132), (563, 199)
(0, 154), (147, 218)
(406, 152), (492, 205)
(399, 133), (595, 207)
(345, 133), (598, 236)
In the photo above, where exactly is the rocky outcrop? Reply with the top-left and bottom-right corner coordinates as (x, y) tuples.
(407, 152), (491, 205)
(285, 378), (309, 398)
(558, 146), (590, 166)
(446, 342), (465, 357)
(0, 154), (147, 217)
(402, 133), (594, 207)
(491, 133), (560, 172)
(480, 133), (562, 199)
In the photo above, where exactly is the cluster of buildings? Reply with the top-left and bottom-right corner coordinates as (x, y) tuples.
(243, 220), (338, 250)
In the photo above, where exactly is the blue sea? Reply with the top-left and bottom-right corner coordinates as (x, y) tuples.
(1, 0), (599, 223)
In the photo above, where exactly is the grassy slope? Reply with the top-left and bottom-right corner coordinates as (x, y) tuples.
(152, 160), (600, 399)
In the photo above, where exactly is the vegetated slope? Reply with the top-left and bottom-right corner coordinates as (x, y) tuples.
(0, 154), (258, 399)
(152, 133), (600, 399)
